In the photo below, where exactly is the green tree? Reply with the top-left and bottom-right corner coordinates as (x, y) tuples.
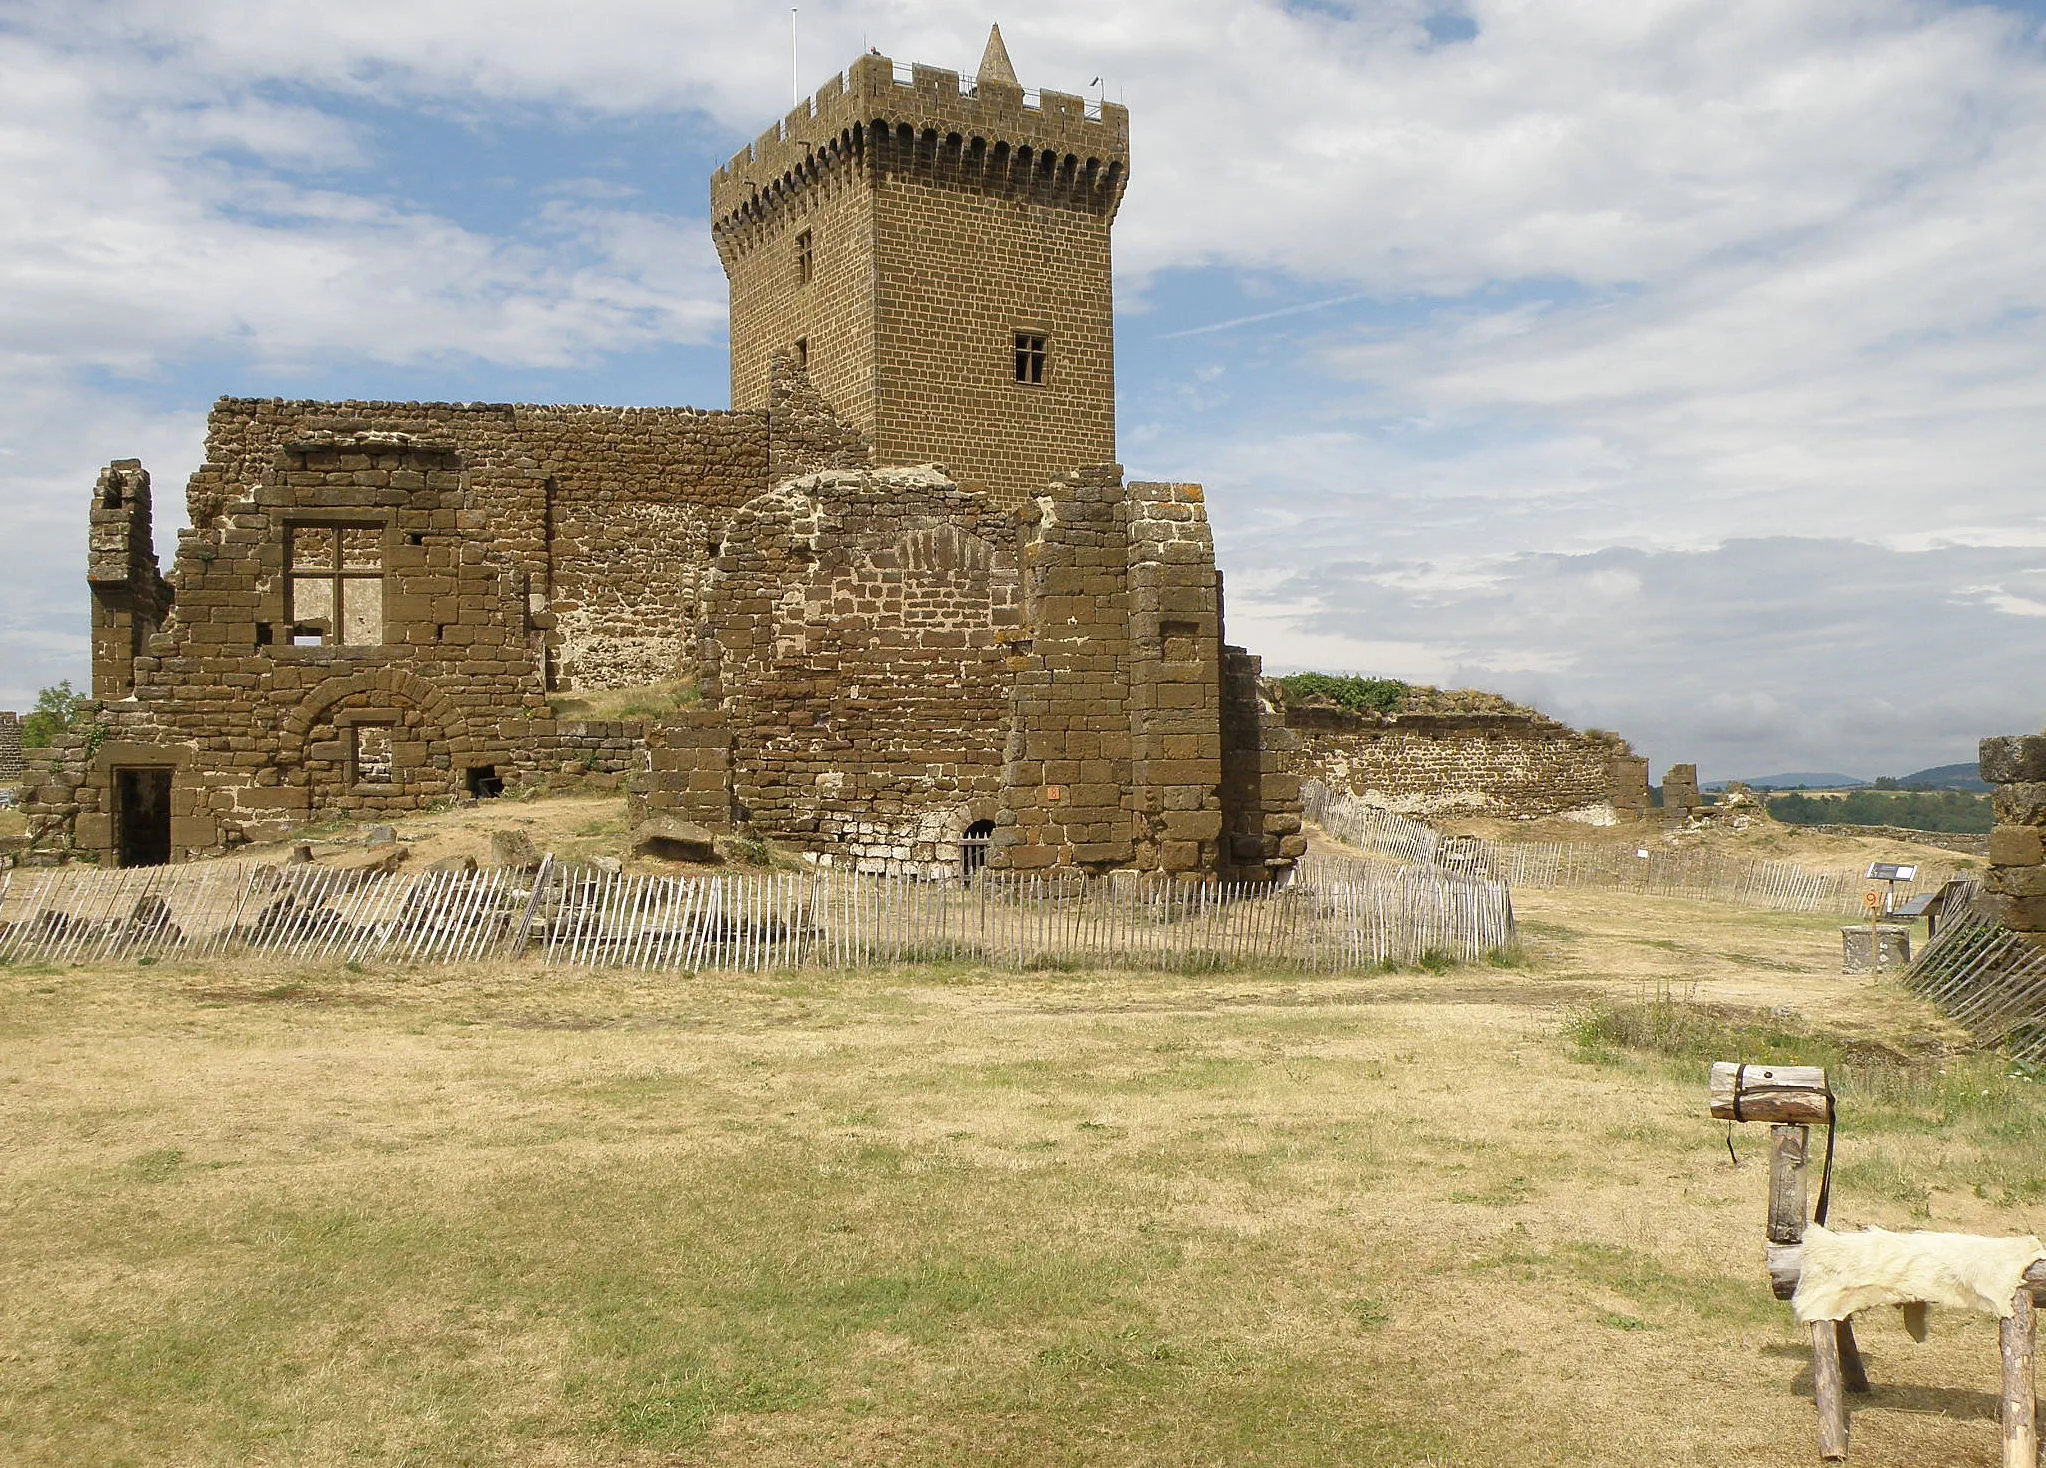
(1768, 788), (1990, 833)
(19, 681), (93, 749)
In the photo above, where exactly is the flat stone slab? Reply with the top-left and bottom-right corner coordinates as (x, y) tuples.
(633, 818), (720, 863)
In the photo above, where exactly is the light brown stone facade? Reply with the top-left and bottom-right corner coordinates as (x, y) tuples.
(1286, 702), (1627, 821)
(1978, 735), (2046, 930)
(714, 52), (1125, 506)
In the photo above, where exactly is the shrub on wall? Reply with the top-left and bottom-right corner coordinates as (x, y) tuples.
(1278, 672), (1408, 716)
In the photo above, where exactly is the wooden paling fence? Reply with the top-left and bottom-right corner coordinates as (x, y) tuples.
(0, 858), (1515, 975)
(1303, 783), (1953, 915)
(1900, 892), (2046, 1062)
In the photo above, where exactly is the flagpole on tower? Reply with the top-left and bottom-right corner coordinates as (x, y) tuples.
(791, 8), (799, 105)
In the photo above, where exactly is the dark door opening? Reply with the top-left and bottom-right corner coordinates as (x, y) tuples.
(466, 766), (504, 799)
(960, 819), (996, 878)
(116, 768), (173, 868)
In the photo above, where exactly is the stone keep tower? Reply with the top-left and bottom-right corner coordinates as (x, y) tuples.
(712, 27), (1128, 504)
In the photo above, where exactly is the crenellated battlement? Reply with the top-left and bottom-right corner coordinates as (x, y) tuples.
(717, 27), (1123, 507)
(710, 50), (1128, 239)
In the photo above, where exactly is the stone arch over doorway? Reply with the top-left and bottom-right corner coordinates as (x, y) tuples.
(281, 671), (470, 815)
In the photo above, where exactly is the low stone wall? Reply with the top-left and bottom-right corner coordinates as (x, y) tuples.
(505, 719), (648, 785)
(629, 712), (735, 830)
(1286, 707), (1618, 820)
(1790, 822), (1989, 857)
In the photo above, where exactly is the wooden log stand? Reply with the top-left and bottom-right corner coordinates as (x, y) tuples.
(1710, 1061), (2040, 1466)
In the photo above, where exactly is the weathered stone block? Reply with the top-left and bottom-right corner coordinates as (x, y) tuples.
(1842, 925), (1910, 972)
(1983, 893), (2046, 932)
(1988, 864), (2046, 899)
(1994, 783), (2046, 826)
(1982, 736), (2046, 785)
(632, 817), (720, 862)
(1991, 824), (2046, 867)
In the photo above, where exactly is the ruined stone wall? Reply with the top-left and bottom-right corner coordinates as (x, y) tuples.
(699, 465), (1021, 875)
(0, 713), (20, 784)
(1219, 647), (1304, 880)
(1288, 708), (1618, 819)
(506, 720), (648, 786)
(89, 461), (173, 701)
(1123, 482), (1226, 874)
(996, 467), (1135, 870)
(1978, 736), (2046, 931)
(1661, 763), (1702, 821)
(180, 397), (783, 694)
(630, 711), (736, 830)
(1610, 755), (1651, 822)
(60, 434), (546, 859)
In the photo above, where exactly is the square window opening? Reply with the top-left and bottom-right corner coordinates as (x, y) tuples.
(1013, 333), (1046, 385)
(288, 522), (385, 646)
(352, 725), (395, 786)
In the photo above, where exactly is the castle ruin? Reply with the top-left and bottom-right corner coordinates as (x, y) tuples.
(21, 32), (1304, 882)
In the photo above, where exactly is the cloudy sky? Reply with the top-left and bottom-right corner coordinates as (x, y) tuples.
(4, 0), (2046, 781)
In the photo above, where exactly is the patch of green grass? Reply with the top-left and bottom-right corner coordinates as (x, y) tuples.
(1562, 985), (2046, 1214)
(1596, 1312), (1653, 1332)
(128, 1148), (185, 1182)
(1472, 1240), (1774, 1328)
(607, 1360), (814, 1447)
(1448, 1174), (1536, 1207)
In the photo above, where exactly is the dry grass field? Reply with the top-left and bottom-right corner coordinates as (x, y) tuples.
(5, 879), (2044, 1466)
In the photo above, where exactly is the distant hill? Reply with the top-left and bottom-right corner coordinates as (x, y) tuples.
(1703, 772), (1867, 791)
(1892, 762), (1991, 792)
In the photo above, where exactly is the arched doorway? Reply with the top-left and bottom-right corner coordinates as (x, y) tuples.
(960, 819), (996, 878)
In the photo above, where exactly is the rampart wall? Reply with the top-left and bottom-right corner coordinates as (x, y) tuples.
(1287, 707), (1618, 820)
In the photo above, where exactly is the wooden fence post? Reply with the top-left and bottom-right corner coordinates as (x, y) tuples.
(2003, 1286), (2036, 1468)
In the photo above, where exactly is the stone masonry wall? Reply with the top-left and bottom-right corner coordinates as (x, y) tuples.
(995, 467), (1136, 871)
(1979, 735), (2046, 931)
(1288, 707), (1618, 820)
(89, 461), (173, 701)
(1220, 647), (1305, 879)
(698, 465), (1021, 876)
(59, 433), (545, 859)
(714, 51), (1127, 506)
(0, 713), (20, 784)
(42, 370), (872, 864)
(629, 712), (736, 831)
(184, 397), (770, 694)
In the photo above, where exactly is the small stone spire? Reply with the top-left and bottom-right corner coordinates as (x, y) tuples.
(979, 24), (1019, 87)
